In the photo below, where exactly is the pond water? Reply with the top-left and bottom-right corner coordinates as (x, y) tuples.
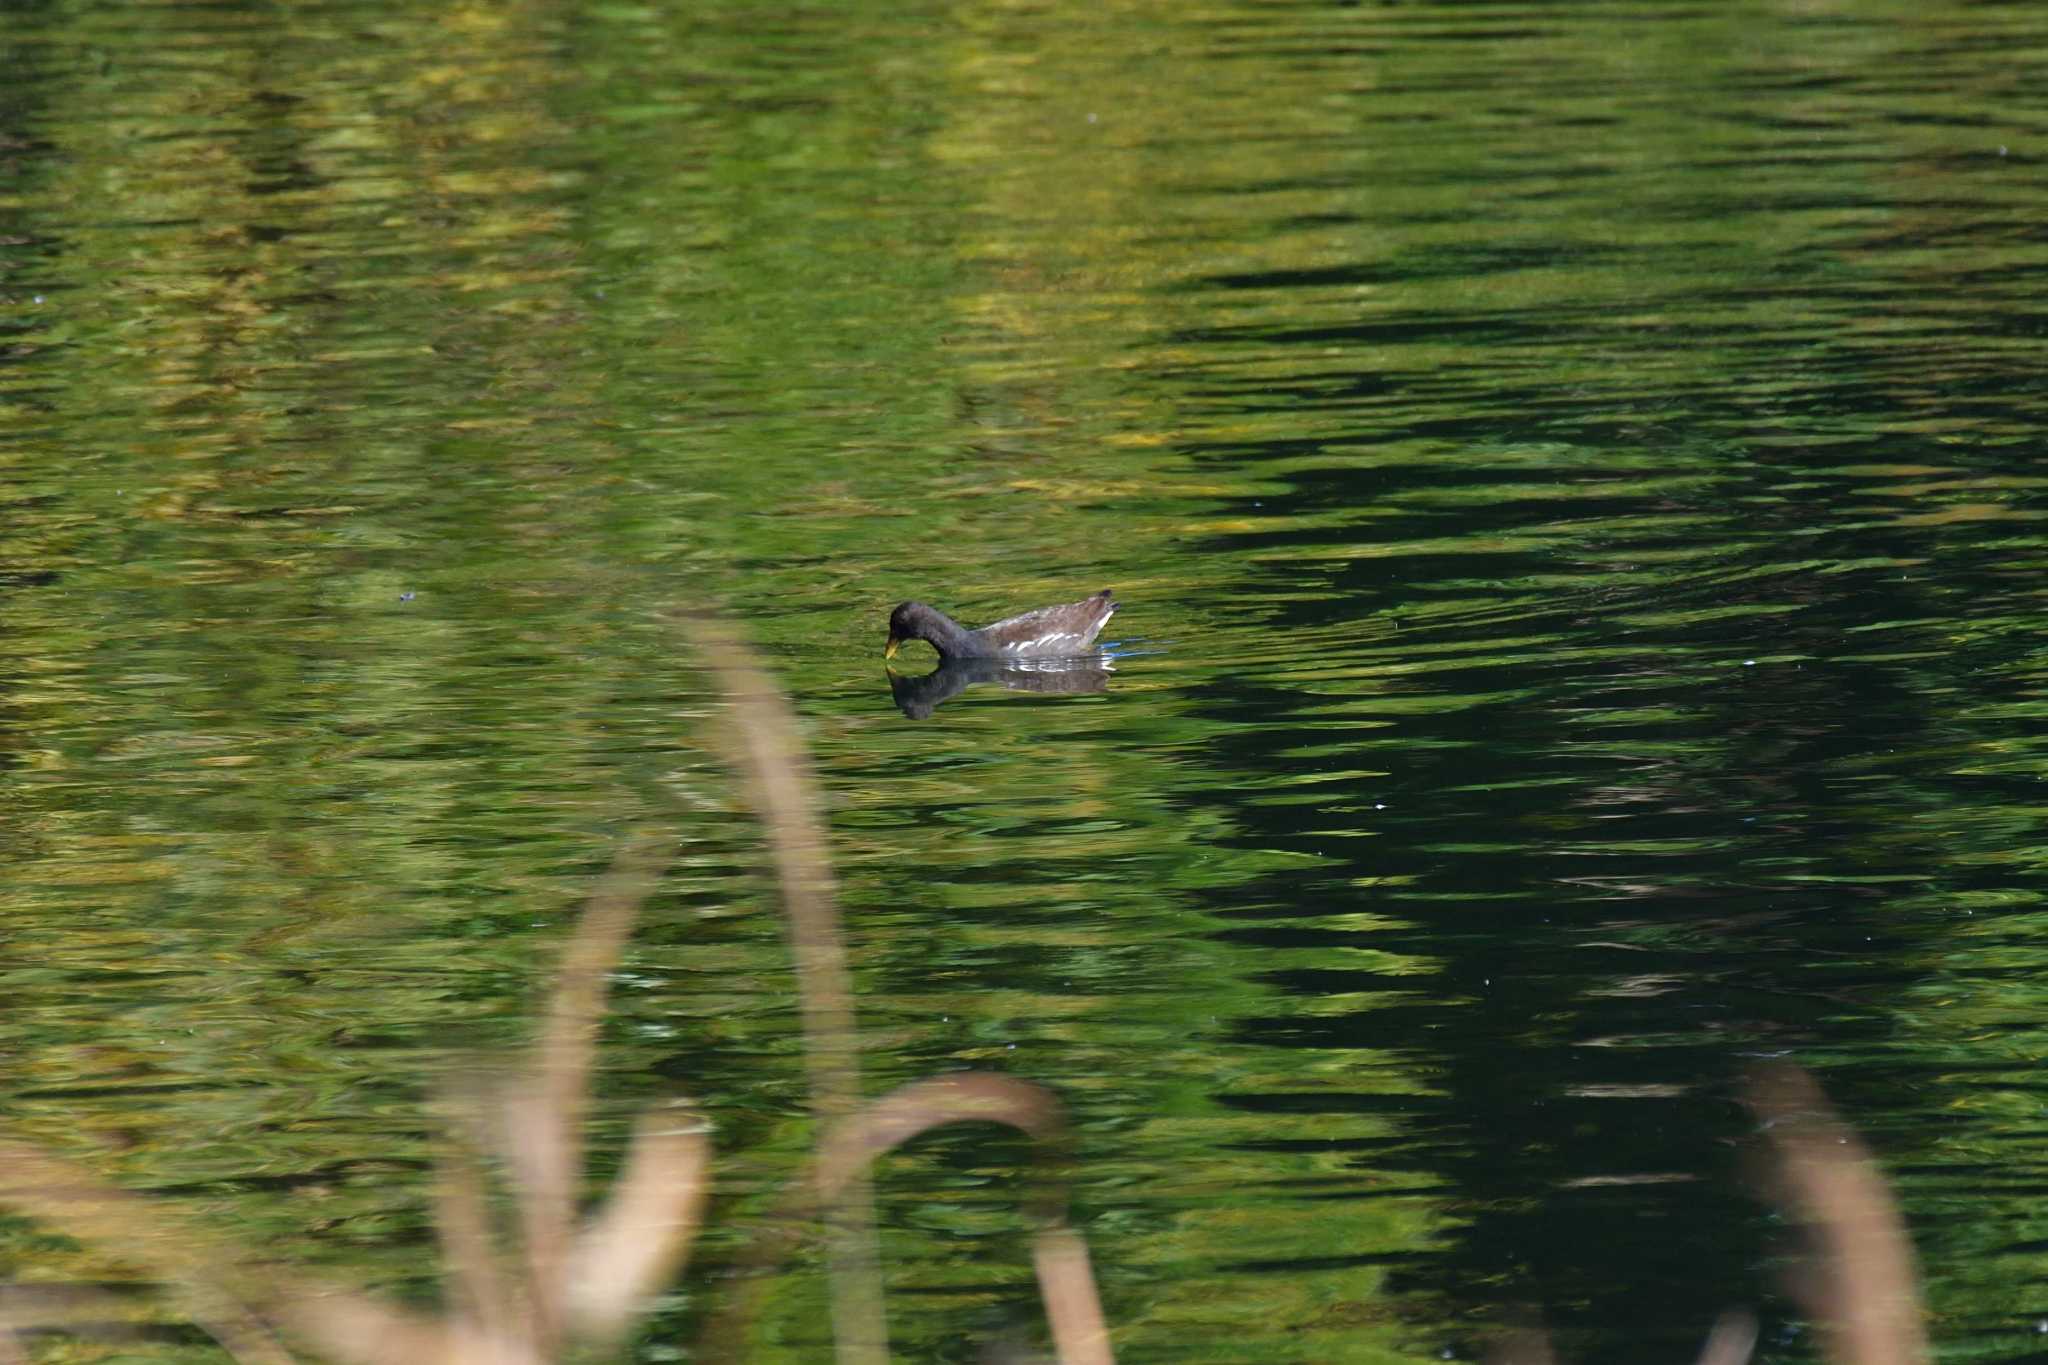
(4, 1), (2048, 1361)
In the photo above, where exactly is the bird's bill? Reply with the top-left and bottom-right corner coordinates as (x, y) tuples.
(884, 635), (902, 659)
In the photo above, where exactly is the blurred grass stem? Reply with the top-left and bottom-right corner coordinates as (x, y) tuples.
(685, 615), (886, 1365)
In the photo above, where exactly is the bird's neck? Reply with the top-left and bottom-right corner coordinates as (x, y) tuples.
(915, 608), (979, 657)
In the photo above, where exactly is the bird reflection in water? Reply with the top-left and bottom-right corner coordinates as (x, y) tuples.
(886, 656), (1114, 719)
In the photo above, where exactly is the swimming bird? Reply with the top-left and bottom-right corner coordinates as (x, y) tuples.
(884, 590), (1118, 661)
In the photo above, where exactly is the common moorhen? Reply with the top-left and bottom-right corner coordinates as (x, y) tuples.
(884, 589), (1118, 660)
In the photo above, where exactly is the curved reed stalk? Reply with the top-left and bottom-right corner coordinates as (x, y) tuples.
(1746, 1066), (1928, 1365)
(698, 1071), (1112, 1365)
(679, 614), (887, 1365)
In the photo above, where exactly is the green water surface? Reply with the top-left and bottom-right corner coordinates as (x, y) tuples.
(4, 1), (2048, 1361)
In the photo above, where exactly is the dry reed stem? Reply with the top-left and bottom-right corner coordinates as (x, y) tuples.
(0, 1171), (538, 1365)
(272, 836), (682, 1365)
(0, 832), (696, 1365)
(0, 1143), (296, 1365)
(814, 1076), (1108, 1365)
(564, 1105), (711, 1336)
(703, 1072), (1114, 1365)
(1696, 1310), (1758, 1365)
(1747, 1066), (1929, 1365)
(517, 837), (671, 1348)
(431, 1100), (523, 1346)
(0, 1283), (169, 1362)
(0, 836), (682, 1365)
(278, 1293), (544, 1365)
(683, 614), (886, 1365)
(498, 1085), (563, 1347)
(1030, 1226), (1115, 1365)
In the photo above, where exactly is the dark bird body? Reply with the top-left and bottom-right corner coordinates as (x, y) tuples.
(885, 590), (1118, 661)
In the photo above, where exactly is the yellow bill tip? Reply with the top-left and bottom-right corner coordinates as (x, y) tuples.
(884, 637), (901, 660)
